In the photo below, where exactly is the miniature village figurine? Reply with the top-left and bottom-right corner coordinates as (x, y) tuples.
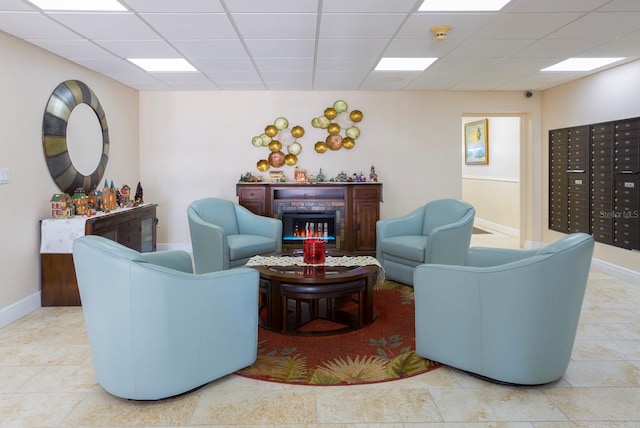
(335, 171), (348, 182)
(369, 165), (378, 182)
(317, 168), (325, 182)
(135, 182), (144, 205)
(120, 184), (131, 207)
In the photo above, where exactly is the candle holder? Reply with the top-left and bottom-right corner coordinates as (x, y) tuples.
(303, 238), (325, 265)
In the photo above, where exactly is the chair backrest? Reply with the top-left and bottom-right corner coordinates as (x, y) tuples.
(188, 197), (240, 235)
(422, 198), (474, 236)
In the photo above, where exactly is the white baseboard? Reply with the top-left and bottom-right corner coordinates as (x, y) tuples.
(474, 218), (520, 239)
(0, 292), (41, 329)
(591, 258), (640, 286)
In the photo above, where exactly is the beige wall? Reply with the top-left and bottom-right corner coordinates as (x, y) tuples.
(139, 91), (540, 247)
(541, 60), (640, 274)
(463, 178), (520, 232)
(0, 33), (139, 312)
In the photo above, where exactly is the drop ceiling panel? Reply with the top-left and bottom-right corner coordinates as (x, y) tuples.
(583, 38), (640, 57)
(122, 0), (224, 13)
(319, 13), (406, 39)
(232, 13), (317, 39)
(0, 0), (34, 11)
(225, 0), (318, 13)
(428, 57), (501, 73)
(94, 40), (181, 58)
(24, 39), (114, 59)
(407, 71), (476, 90)
(483, 57), (561, 73)
(505, 0), (610, 13)
(316, 39), (388, 58)
(322, 0), (419, 13)
(253, 57), (314, 72)
(449, 39), (535, 58)
(313, 71), (366, 90)
(244, 39), (315, 58)
(261, 71), (312, 83)
(383, 38), (462, 57)
(170, 40), (248, 58)
(206, 70), (261, 83)
(70, 57), (144, 73)
(190, 58), (256, 73)
(512, 38), (608, 57)
(0, 12), (81, 39)
(474, 13), (583, 39)
(48, 12), (160, 40)
(315, 57), (377, 72)
(548, 12), (640, 38)
(599, 0), (640, 12)
(140, 13), (236, 39)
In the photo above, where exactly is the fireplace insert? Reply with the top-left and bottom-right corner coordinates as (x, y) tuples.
(281, 211), (337, 245)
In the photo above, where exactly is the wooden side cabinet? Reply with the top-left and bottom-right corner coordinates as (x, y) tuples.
(40, 204), (158, 306)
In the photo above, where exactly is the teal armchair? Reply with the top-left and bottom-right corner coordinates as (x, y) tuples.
(376, 199), (475, 285)
(187, 197), (282, 273)
(73, 235), (259, 400)
(413, 233), (594, 385)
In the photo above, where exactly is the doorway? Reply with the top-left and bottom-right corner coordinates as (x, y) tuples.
(461, 115), (523, 243)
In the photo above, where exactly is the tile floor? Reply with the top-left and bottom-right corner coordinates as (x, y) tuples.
(1, 230), (639, 427)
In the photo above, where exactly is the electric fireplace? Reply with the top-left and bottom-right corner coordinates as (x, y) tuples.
(282, 211), (337, 245)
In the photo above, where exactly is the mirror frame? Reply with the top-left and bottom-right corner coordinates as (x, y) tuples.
(42, 80), (109, 195)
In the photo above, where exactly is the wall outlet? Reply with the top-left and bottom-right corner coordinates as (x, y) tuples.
(0, 168), (10, 184)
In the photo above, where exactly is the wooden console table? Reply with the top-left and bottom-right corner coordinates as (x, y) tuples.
(236, 182), (382, 255)
(40, 204), (157, 306)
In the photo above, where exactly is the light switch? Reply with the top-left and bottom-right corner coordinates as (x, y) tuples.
(0, 168), (10, 184)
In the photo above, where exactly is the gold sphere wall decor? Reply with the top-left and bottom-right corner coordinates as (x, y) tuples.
(251, 117), (305, 171)
(312, 100), (363, 153)
(42, 80), (110, 195)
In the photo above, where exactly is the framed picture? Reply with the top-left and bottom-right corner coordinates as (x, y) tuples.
(464, 119), (489, 165)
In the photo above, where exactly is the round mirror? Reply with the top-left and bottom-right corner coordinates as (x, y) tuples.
(42, 80), (109, 195)
(66, 103), (104, 175)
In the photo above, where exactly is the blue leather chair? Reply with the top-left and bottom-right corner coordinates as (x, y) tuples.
(187, 197), (282, 273)
(72, 235), (259, 400)
(413, 233), (594, 385)
(376, 199), (475, 286)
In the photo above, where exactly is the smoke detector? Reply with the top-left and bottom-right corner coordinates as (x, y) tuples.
(430, 25), (451, 41)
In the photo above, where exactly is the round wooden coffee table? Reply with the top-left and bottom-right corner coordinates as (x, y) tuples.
(251, 255), (379, 336)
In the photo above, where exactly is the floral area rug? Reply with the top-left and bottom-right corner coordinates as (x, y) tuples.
(235, 281), (442, 385)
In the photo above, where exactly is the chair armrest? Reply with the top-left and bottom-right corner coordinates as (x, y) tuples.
(187, 213), (228, 273)
(425, 210), (474, 265)
(139, 250), (193, 273)
(466, 246), (538, 267)
(236, 205), (283, 252)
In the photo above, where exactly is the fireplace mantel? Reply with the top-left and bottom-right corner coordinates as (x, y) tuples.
(236, 182), (382, 255)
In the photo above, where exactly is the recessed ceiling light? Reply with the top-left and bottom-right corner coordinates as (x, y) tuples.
(27, 0), (126, 11)
(419, 0), (511, 11)
(542, 58), (625, 72)
(375, 58), (437, 71)
(128, 58), (197, 72)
